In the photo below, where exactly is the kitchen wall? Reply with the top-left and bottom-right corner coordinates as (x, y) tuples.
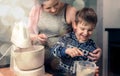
(0, 0), (34, 42)
(103, 0), (120, 76)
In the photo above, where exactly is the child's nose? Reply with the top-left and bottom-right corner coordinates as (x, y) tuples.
(83, 30), (88, 36)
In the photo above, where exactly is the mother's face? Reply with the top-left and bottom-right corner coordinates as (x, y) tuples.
(42, 0), (61, 15)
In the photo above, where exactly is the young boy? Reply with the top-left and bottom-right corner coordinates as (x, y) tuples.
(51, 7), (98, 76)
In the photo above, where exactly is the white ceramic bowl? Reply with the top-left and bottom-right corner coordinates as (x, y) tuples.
(14, 64), (45, 76)
(13, 45), (45, 70)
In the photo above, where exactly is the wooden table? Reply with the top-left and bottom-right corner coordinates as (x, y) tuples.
(0, 67), (53, 76)
(0, 68), (14, 76)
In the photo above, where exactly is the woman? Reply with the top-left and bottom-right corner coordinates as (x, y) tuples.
(28, 0), (101, 74)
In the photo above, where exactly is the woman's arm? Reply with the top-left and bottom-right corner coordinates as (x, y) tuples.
(28, 4), (47, 44)
(88, 47), (102, 62)
(28, 4), (41, 34)
(66, 5), (77, 30)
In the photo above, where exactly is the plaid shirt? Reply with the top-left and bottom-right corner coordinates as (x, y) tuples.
(51, 32), (97, 75)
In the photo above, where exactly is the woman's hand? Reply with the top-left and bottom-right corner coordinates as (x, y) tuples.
(65, 47), (84, 57)
(88, 48), (102, 62)
(37, 33), (48, 44)
(30, 33), (48, 44)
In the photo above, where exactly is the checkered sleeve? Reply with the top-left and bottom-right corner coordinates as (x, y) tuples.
(51, 36), (69, 58)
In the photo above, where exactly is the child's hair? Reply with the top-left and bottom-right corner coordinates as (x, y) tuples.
(75, 7), (97, 26)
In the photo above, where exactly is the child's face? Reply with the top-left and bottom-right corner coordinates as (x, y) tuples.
(74, 21), (95, 43)
(42, 0), (61, 15)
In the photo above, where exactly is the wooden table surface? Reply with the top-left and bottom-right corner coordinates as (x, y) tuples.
(0, 67), (53, 76)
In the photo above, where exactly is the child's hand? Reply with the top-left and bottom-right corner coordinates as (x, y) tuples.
(65, 47), (84, 57)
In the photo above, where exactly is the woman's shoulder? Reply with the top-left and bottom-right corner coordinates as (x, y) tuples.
(29, 4), (42, 16)
(29, 5), (41, 17)
(67, 5), (76, 12)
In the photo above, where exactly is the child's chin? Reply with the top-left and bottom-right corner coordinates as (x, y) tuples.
(79, 40), (87, 43)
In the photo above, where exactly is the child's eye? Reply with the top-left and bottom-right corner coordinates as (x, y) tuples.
(46, 7), (51, 9)
(89, 28), (94, 31)
(80, 28), (85, 30)
(88, 29), (93, 33)
(88, 29), (92, 31)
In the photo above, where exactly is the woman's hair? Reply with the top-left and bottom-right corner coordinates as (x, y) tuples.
(75, 7), (97, 26)
(38, 0), (48, 4)
(39, 0), (52, 6)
